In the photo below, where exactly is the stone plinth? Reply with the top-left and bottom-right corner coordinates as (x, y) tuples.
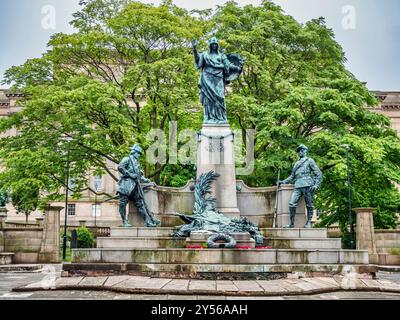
(38, 206), (62, 263)
(275, 184), (306, 228)
(128, 202), (145, 227)
(0, 207), (7, 228)
(354, 208), (377, 260)
(0, 231), (3, 252)
(0, 208), (7, 252)
(196, 124), (240, 218)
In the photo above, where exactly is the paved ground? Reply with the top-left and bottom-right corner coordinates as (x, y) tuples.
(1, 266), (400, 300)
(2, 288), (400, 300)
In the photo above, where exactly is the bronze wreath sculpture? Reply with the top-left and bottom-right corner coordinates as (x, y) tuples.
(206, 233), (237, 248)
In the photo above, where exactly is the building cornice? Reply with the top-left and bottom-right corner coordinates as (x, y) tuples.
(381, 105), (400, 111)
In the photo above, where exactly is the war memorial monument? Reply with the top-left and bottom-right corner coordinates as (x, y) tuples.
(63, 36), (373, 279)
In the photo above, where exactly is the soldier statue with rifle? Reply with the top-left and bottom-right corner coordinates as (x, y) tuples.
(278, 144), (322, 228)
(116, 144), (161, 228)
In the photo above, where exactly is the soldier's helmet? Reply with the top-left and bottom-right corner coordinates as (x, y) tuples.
(208, 36), (219, 46)
(296, 144), (308, 152)
(130, 144), (143, 155)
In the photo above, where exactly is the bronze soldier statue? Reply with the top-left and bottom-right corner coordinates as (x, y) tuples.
(279, 144), (322, 228)
(116, 145), (161, 228)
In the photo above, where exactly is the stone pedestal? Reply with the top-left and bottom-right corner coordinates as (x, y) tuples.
(38, 206), (62, 263)
(0, 207), (7, 228)
(0, 208), (7, 252)
(196, 124), (240, 218)
(275, 184), (306, 228)
(354, 208), (377, 263)
(127, 185), (159, 227)
(128, 202), (145, 227)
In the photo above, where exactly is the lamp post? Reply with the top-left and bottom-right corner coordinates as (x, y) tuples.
(62, 137), (72, 260)
(94, 178), (101, 228)
(341, 144), (354, 249)
(94, 193), (97, 227)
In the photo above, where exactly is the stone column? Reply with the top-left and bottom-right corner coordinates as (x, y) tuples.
(38, 206), (62, 263)
(354, 207), (377, 263)
(275, 184), (306, 228)
(0, 207), (7, 228)
(196, 124), (240, 218)
(0, 208), (6, 252)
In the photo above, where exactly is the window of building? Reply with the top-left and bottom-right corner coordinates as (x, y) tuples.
(67, 204), (76, 216)
(92, 204), (101, 217)
(93, 175), (102, 191)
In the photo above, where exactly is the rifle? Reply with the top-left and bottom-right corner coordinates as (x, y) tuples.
(272, 170), (281, 229)
(135, 178), (158, 224)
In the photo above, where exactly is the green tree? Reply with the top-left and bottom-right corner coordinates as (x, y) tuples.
(0, 0), (207, 210)
(215, 0), (400, 230)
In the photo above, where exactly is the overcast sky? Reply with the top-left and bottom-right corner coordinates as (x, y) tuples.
(0, 0), (399, 90)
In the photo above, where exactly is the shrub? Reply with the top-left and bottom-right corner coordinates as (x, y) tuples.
(388, 248), (400, 256)
(341, 230), (356, 249)
(77, 227), (94, 248)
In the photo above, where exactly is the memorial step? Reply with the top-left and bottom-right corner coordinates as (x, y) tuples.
(265, 238), (342, 250)
(186, 238), (256, 248)
(63, 262), (377, 278)
(261, 228), (328, 239)
(97, 237), (185, 249)
(110, 227), (177, 238)
(71, 248), (369, 265)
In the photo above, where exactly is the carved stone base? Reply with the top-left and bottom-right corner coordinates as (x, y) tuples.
(196, 124), (240, 218)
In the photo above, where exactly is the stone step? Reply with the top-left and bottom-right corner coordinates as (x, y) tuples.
(110, 227), (176, 238)
(265, 238), (342, 250)
(261, 228), (328, 239)
(97, 237), (185, 249)
(189, 231), (251, 241)
(72, 248), (369, 265)
(186, 238), (256, 248)
(99, 236), (257, 249)
(63, 262), (377, 277)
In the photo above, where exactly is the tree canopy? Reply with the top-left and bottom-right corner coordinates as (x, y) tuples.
(1, 0), (399, 230)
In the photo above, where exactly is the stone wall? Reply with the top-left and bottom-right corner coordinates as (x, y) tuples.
(375, 230), (400, 254)
(128, 180), (278, 228)
(355, 208), (400, 265)
(0, 206), (62, 264)
(2, 228), (43, 263)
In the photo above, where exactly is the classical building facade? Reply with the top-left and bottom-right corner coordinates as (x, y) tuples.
(1, 89), (399, 226)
